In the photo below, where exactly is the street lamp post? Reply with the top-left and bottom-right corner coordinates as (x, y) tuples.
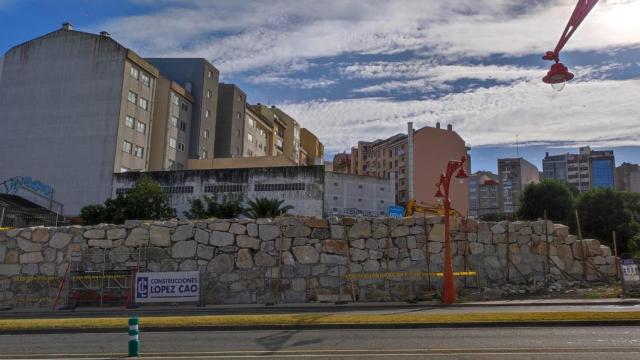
(434, 155), (468, 304)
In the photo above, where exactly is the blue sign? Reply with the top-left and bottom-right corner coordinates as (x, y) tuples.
(388, 205), (404, 218)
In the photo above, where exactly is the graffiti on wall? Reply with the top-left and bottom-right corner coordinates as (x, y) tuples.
(0, 176), (54, 198)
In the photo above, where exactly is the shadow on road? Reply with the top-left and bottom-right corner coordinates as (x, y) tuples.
(255, 314), (326, 354)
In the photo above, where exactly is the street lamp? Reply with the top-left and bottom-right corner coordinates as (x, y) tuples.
(434, 155), (468, 304)
(542, 0), (598, 91)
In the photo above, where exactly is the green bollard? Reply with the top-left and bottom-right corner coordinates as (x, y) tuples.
(128, 317), (140, 357)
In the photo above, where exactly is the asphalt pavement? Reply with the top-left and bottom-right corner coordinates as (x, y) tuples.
(1, 326), (640, 359)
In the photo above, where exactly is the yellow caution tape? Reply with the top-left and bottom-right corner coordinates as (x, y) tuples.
(345, 271), (477, 280)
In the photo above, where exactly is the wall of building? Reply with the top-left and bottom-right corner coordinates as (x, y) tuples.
(0, 216), (616, 308)
(616, 163), (640, 192)
(112, 166), (325, 218)
(243, 107), (269, 157)
(498, 158), (539, 214)
(146, 58), (220, 160)
(0, 28), (130, 216)
(300, 129), (324, 166)
(215, 84), (246, 158)
(413, 126), (469, 215)
(324, 172), (396, 217)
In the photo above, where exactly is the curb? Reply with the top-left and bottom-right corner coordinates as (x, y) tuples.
(4, 319), (640, 335)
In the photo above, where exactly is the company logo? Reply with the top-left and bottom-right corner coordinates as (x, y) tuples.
(136, 277), (149, 298)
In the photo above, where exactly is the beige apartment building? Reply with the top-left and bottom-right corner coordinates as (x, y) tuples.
(348, 123), (469, 213)
(300, 129), (325, 166)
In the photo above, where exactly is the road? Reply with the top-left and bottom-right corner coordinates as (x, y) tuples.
(1, 326), (640, 359)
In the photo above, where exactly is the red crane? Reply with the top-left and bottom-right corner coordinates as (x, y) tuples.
(542, 0), (599, 91)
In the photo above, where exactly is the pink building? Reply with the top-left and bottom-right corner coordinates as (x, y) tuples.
(348, 122), (469, 214)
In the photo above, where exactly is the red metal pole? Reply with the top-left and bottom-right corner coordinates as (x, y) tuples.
(441, 169), (456, 304)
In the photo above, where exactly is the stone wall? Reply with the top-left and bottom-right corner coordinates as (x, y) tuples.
(0, 216), (617, 308)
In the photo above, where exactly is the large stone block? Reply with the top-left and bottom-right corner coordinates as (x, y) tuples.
(208, 221), (231, 232)
(330, 225), (345, 239)
(469, 242), (483, 255)
(323, 240), (348, 255)
(246, 223), (259, 237)
(254, 251), (276, 267)
(20, 252), (44, 264)
(210, 231), (235, 246)
(321, 253), (347, 265)
(275, 237), (292, 251)
(194, 229), (209, 244)
(125, 228), (149, 247)
(410, 249), (425, 261)
(84, 229), (105, 239)
(88, 239), (113, 248)
(109, 246), (130, 263)
(311, 228), (331, 240)
(259, 225), (279, 241)
(149, 226), (171, 247)
(229, 223), (246, 235)
(478, 231), (492, 244)
(0, 264), (20, 275)
(491, 222), (506, 234)
(284, 225), (311, 238)
(372, 224), (388, 239)
(236, 235), (261, 250)
(350, 239), (365, 249)
(391, 226), (410, 237)
(348, 221), (371, 239)
(553, 224), (569, 237)
(429, 223), (445, 242)
(172, 224), (194, 242)
(171, 240), (197, 258)
(305, 218), (329, 229)
(350, 248), (368, 262)
(32, 228), (50, 242)
(362, 259), (380, 272)
(49, 232), (73, 249)
(292, 245), (319, 264)
(208, 254), (234, 273)
(236, 248), (254, 269)
(17, 238), (42, 252)
(197, 245), (214, 260)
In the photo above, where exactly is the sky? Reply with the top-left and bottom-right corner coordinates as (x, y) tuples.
(1, 0), (638, 173)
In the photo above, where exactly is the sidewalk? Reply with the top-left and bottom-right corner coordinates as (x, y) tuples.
(1, 298), (640, 333)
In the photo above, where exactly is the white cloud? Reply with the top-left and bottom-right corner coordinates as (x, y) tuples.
(249, 74), (336, 89)
(97, 0), (640, 74)
(282, 78), (640, 154)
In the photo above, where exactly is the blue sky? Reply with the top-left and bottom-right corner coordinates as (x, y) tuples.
(1, 0), (639, 173)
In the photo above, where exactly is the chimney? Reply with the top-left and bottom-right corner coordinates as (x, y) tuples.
(61, 22), (73, 30)
(447, 124), (452, 131)
(407, 122), (415, 201)
(99, 31), (111, 37)
(436, 122), (440, 129)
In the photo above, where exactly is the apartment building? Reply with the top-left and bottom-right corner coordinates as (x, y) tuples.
(250, 104), (302, 164)
(616, 163), (640, 192)
(300, 129), (324, 166)
(214, 84), (247, 158)
(498, 158), (540, 214)
(0, 24), (162, 215)
(468, 171), (499, 217)
(148, 76), (194, 171)
(543, 146), (616, 191)
(244, 106), (271, 157)
(332, 153), (352, 174)
(348, 122), (469, 214)
(145, 58), (220, 160)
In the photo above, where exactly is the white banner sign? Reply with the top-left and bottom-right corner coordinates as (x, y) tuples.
(135, 271), (199, 303)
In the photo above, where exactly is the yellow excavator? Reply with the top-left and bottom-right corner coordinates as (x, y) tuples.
(404, 199), (461, 217)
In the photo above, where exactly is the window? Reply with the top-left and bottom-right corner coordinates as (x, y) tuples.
(138, 97), (148, 110)
(120, 167), (129, 173)
(248, 118), (254, 127)
(180, 121), (187, 131)
(203, 130), (209, 139)
(122, 141), (132, 154)
(177, 142), (185, 152)
(236, 112), (241, 120)
(128, 91), (137, 104)
(134, 146), (144, 158)
(202, 150), (207, 159)
(125, 116), (135, 128)
(204, 184), (244, 193)
(254, 183), (306, 192)
(171, 116), (178, 128)
(141, 73), (150, 87)
(169, 138), (177, 149)
(207, 90), (212, 98)
(236, 129), (240, 137)
(135, 121), (146, 134)
(171, 94), (179, 106)
(238, 95), (243, 102)
(208, 70), (213, 78)
(130, 67), (139, 79)
(161, 186), (194, 194)
(181, 103), (189, 111)
(205, 109), (210, 118)
(247, 133), (253, 142)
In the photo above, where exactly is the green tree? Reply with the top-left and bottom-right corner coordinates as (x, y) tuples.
(518, 180), (575, 224)
(79, 204), (106, 225)
(80, 176), (175, 224)
(576, 188), (640, 252)
(243, 198), (293, 219)
(184, 196), (242, 219)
